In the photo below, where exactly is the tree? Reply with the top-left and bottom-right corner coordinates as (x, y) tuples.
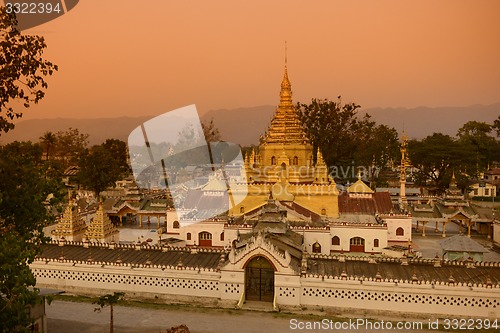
(457, 121), (499, 170)
(0, 8), (58, 134)
(408, 133), (475, 187)
(493, 116), (500, 138)
(93, 292), (125, 333)
(0, 142), (63, 332)
(39, 131), (56, 160)
(353, 123), (399, 183)
(296, 98), (362, 168)
(53, 128), (89, 167)
(201, 118), (221, 142)
(77, 142), (129, 197)
(102, 139), (131, 175)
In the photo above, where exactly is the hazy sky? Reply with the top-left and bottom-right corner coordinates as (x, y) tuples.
(11, 0), (500, 120)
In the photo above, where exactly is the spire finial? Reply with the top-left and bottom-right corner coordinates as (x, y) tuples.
(285, 41), (287, 65)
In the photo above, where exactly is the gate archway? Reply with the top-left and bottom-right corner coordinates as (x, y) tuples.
(245, 256), (275, 302)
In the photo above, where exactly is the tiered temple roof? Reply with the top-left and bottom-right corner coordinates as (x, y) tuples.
(52, 198), (87, 241)
(261, 61), (308, 145)
(85, 201), (119, 243)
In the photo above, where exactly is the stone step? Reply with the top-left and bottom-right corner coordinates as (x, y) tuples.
(240, 300), (275, 312)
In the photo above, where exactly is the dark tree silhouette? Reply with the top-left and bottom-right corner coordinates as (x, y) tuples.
(93, 292), (125, 333)
(0, 8), (58, 134)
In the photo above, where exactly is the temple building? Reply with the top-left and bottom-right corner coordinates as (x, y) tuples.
(410, 173), (496, 238)
(84, 201), (119, 243)
(34, 59), (500, 319)
(227, 60), (338, 218)
(51, 196), (87, 242)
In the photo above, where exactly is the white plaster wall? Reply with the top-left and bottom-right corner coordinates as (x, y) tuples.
(32, 261), (220, 299)
(493, 222), (500, 245)
(299, 277), (500, 318)
(219, 270), (245, 301)
(386, 217), (412, 242)
(303, 230), (332, 255)
(329, 227), (387, 253)
(181, 223), (226, 247)
(31, 260), (500, 318)
(275, 274), (301, 306)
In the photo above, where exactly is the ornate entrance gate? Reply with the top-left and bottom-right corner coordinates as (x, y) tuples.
(245, 256), (274, 302)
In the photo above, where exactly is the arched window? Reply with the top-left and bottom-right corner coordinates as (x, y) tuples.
(312, 242), (321, 253)
(396, 227), (404, 236)
(220, 232), (224, 241)
(199, 232), (212, 240)
(173, 220), (180, 229)
(350, 237), (365, 246)
(281, 162), (286, 170)
(332, 236), (340, 246)
(321, 208), (326, 215)
(187, 232), (191, 240)
(240, 206), (245, 214)
(271, 156), (276, 165)
(374, 239), (379, 247)
(293, 156), (298, 165)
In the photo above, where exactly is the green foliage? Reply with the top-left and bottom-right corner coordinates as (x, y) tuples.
(296, 98), (361, 167)
(0, 142), (64, 332)
(77, 140), (130, 196)
(53, 128), (89, 168)
(457, 121), (499, 170)
(93, 292), (125, 310)
(93, 292), (125, 333)
(0, 8), (58, 134)
(296, 98), (399, 181)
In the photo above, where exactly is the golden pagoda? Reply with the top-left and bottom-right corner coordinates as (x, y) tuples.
(85, 201), (119, 243)
(52, 195), (87, 242)
(229, 56), (339, 218)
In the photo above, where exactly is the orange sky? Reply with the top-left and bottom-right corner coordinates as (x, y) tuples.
(12, 0), (500, 120)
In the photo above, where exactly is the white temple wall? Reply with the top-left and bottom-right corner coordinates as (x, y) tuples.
(385, 217), (412, 242)
(302, 230), (332, 255)
(275, 274), (301, 306)
(328, 227), (387, 253)
(298, 276), (500, 318)
(32, 261), (221, 300)
(493, 221), (500, 245)
(31, 260), (500, 318)
(219, 270), (245, 301)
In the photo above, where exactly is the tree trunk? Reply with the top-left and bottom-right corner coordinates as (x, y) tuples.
(110, 304), (113, 333)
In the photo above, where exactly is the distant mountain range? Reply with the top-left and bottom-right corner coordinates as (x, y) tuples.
(1, 104), (498, 146)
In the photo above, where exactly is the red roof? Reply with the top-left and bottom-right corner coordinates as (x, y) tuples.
(339, 192), (393, 214)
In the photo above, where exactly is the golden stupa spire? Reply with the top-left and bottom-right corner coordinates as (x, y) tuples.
(262, 43), (309, 146)
(280, 41), (292, 108)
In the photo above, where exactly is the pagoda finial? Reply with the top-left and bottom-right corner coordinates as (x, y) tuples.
(285, 40), (287, 66)
(316, 147), (326, 166)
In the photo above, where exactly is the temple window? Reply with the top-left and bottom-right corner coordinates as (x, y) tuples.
(396, 227), (404, 236)
(321, 208), (326, 215)
(293, 156), (298, 165)
(350, 237), (365, 246)
(220, 232), (224, 241)
(187, 232), (191, 240)
(312, 242), (321, 253)
(331, 236), (340, 246)
(271, 156), (276, 165)
(199, 231), (212, 240)
(173, 220), (180, 229)
(240, 206), (245, 214)
(374, 239), (379, 247)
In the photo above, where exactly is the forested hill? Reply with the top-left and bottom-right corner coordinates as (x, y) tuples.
(1, 104), (498, 146)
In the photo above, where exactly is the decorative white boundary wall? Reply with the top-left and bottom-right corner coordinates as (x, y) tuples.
(32, 258), (500, 318)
